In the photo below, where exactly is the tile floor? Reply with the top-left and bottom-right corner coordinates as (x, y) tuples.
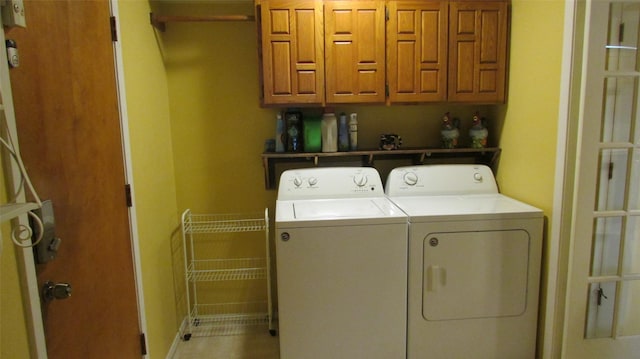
(172, 327), (280, 359)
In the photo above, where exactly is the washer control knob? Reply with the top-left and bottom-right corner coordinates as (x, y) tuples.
(353, 174), (368, 187)
(473, 172), (483, 182)
(403, 172), (418, 186)
(308, 177), (318, 186)
(293, 177), (303, 187)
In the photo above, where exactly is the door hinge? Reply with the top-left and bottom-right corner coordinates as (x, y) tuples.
(140, 333), (147, 355)
(125, 184), (132, 207)
(385, 83), (389, 97)
(110, 16), (118, 42)
(619, 23), (625, 43)
(385, 7), (389, 21)
(608, 162), (614, 180)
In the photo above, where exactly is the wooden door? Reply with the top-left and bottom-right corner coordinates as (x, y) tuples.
(564, 1), (640, 357)
(448, 0), (508, 103)
(387, 1), (448, 103)
(5, 1), (142, 358)
(325, 0), (386, 104)
(260, 0), (325, 105)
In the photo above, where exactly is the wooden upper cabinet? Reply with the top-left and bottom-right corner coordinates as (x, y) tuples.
(258, 0), (509, 105)
(260, 0), (324, 105)
(324, 1), (386, 104)
(448, 0), (509, 103)
(387, 1), (449, 103)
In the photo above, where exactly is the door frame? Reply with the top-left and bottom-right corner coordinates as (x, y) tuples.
(109, 0), (148, 355)
(2, 1), (148, 357)
(548, 0), (640, 358)
(545, 0), (581, 358)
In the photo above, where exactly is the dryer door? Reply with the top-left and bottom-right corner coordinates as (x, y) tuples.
(422, 230), (530, 321)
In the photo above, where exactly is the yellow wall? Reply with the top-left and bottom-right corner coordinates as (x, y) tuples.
(159, 1), (276, 215)
(497, 0), (565, 354)
(497, 0), (564, 211)
(118, 1), (180, 357)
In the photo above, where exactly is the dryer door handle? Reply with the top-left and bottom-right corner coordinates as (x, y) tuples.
(426, 265), (446, 292)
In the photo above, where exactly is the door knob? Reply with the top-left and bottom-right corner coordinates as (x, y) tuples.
(42, 281), (72, 301)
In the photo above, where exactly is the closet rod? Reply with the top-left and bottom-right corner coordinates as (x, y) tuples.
(150, 12), (255, 31)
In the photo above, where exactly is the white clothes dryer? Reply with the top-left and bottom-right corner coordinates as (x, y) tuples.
(276, 167), (408, 359)
(386, 164), (543, 359)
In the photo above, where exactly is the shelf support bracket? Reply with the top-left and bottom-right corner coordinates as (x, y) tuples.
(150, 13), (166, 32)
(262, 157), (272, 190)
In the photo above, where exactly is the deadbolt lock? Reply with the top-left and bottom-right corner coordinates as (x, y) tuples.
(42, 281), (72, 301)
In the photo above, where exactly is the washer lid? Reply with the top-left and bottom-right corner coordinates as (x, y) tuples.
(294, 199), (388, 219)
(388, 194), (543, 221)
(276, 197), (407, 226)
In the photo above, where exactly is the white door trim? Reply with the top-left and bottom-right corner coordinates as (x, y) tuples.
(109, 0), (149, 357)
(546, 0), (579, 358)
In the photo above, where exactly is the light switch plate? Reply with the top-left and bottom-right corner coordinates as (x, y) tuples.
(1, 0), (26, 28)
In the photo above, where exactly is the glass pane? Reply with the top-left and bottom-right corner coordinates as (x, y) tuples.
(591, 217), (623, 276)
(585, 282), (617, 338)
(601, 77), (636, 143)
(618, 280), (640, 336)
(606, 3), (640, 72)
(623, 216), (640, 274)
(595, 149), (629, 211)
(630, 149), (640, 210)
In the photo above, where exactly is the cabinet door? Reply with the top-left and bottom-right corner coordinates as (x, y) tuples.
(448, 1), (508, 103)
(325, 0), (386, 104)
(387, 1), (448, 103)
(260, 0), (324, 105)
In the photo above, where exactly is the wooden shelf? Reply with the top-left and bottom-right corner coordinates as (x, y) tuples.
(150, 12), (255, 32)
(261, 147), (501, 189)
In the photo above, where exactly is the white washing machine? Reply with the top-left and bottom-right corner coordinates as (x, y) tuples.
(385, 164), (543, 359)
(275, 167), (407, 359)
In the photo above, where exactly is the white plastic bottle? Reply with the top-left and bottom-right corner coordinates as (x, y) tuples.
(321, 111), (338, 152)
(348, 113), (358, 151)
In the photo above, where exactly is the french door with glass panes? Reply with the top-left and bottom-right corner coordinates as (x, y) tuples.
(564, 1), (640, 357)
